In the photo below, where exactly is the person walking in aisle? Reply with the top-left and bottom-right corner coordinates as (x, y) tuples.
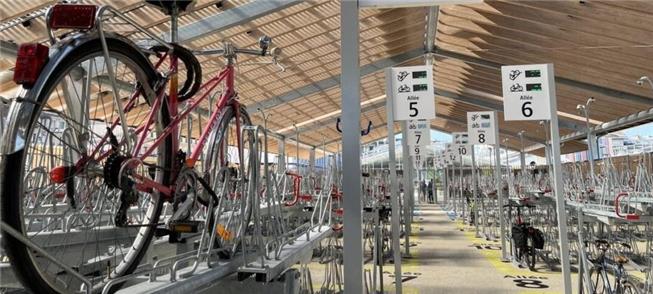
(427, 179), (434, 203)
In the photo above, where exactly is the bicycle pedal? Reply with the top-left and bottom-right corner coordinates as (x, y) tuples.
(169, 220), (203, 233)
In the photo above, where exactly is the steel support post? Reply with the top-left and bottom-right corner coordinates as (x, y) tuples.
(384, 69), (403, 294)
(519, 132), (526, 173)
(340, 2), (363, 293)
(444, 166), (449, 206)
(401, 122), (412, 256)
(471, 146), (480, 237)
(278, 138), (286, 171)
(547, 65), (573, 294)
(309, 147), (316, 175)
(459, 156), (464, 219)
(432, 151), (437, 203)
(545, 144), (552, 169)
(493, 112), (508, 261)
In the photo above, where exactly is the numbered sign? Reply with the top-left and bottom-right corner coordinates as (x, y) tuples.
(445, 143), (459, 163)
(467, 111), (497, 145)
(412, 154), (423, 169)
(452, 132), (469, 146)
(386, 65), (436, 121)
(501, 64), (554, 121)
(407, 119), (430, 155)
(455, 144), (469, 157)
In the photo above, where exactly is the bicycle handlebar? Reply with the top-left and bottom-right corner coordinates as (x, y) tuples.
(192, 47), (270, 57)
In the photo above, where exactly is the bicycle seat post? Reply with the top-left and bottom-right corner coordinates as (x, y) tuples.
(171, 6), (179, 43)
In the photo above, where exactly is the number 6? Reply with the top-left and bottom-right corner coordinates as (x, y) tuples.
(522, 101), (533, 117)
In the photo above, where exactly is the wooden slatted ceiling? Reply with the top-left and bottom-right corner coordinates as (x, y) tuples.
(2, 0), (653, 157)
(435, 1), (653, 117)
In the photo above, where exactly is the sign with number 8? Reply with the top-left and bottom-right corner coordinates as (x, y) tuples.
(467, 111), (497, 145)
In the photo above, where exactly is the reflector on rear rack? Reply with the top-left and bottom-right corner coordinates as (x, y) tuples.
(13, 43), (49, 88)
(48, 4), (97, 30)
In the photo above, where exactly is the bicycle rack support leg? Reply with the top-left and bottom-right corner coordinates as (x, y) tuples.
(0, 221), (92, 294)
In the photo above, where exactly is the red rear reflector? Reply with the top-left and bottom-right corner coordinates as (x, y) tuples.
(13, 43), (49, 88)
(49, 4), (97, 30)
(50, 166), (70, 184)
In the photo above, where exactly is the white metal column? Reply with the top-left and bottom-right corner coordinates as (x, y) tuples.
(401, 122), (412, 256)
(340, 2), (364, 293)
(471, 146), (480, 237)
(547, 66), (573, 294)
(384, 69), (403, 294)
(493, 112), (508, 261)
(278, 138), (286, 171)
(309, 147), (316, 174)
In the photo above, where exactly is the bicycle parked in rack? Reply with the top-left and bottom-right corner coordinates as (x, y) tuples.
(505, 201), (545, 271)
(1, 2), (283, 293)
(581, 239), (641, 294)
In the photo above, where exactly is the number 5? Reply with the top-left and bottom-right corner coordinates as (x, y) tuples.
(409, 102), (418, 117)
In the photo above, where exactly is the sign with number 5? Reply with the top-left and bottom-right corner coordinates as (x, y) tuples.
(501, 64), (553, 121)
(385, 65), (436, 121)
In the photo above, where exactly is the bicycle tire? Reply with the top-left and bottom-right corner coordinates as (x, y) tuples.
(528, 245), (537, 271)
(203, 104), (254, 257)
(1, 35), (172, 294)
(589, 266), (609, 294)
(620, 280), (641, 294)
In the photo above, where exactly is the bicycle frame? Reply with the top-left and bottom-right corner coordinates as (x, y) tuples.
(81, 50), (243, 199)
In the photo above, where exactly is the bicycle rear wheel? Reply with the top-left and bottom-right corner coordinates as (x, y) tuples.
(1, 36), (172, 293)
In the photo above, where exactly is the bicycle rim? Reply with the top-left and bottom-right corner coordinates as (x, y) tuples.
(2, 39), (170, 293)
(621, 281), (641, 294)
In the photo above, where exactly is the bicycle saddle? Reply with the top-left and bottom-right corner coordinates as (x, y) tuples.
(614, 255), (629, 264)
(146, 0), (195, 15)
(595, 239), (610, 251)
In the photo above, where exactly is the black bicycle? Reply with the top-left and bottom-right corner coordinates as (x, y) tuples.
(506, 202), (545, 270)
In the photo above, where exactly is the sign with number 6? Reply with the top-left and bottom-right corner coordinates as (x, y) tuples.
(501, 64), (553, 121)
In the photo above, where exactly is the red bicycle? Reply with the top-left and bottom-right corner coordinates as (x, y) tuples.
(2, 2), (278, 293)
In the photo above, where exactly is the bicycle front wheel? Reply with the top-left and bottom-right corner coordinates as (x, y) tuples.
(203, 105), (256, 257)
(1, 36), (172, 293)
(589, 267), (610, 294)
(620, 280), (641, 294)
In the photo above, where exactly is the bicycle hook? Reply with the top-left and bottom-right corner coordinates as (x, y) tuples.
(336, 118), (372, 136)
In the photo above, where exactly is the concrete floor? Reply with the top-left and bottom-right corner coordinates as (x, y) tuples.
(397, 204), (571, 294)
(308, 203), (576, 293)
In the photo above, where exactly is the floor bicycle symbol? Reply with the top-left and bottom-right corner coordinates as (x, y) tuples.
(510, 84), (524, 92)
(398, 84), (410, 93)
